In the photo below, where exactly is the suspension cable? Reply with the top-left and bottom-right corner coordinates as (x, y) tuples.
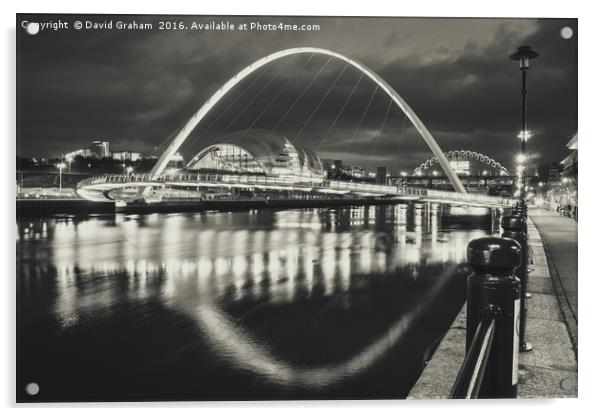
(316, 71), (364, 151)
(232, 54), (316, 146)
(370, 97), (393, 157)
(344, 83), (379, 154)
(396, 110), (408, 156)
(212, 55), (297, 141)
(291, 62), (350, 143)
(182, 59), (278, 152)
(269, 55), (333, 135)
(143, 60), (277, 173)
(179, 56), (296, 163)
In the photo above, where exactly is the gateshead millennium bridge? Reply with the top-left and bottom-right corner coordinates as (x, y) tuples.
(76, 130), (513, 207)
(76, 47), (516, 208)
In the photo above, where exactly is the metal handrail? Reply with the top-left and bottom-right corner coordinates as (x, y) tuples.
(75, 172), (514, 206)
(449, 306), (497, 399)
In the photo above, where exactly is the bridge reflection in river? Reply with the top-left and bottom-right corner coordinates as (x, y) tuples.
(17, 203), (496, 401)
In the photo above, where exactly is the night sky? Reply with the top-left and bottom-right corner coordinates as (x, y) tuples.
(17, 14), (577, 173)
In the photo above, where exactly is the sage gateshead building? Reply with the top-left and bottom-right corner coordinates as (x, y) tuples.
(186, 130), (326, 183)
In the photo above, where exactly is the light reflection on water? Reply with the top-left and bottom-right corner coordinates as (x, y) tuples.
(17, 204), (494, 400)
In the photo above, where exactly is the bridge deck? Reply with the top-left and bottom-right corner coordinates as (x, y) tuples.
(76, 173), (515, 207)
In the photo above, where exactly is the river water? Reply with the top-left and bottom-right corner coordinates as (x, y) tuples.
(17, 203), (498, 401)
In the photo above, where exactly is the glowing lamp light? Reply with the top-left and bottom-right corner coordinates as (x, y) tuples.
(432, 170), (439, 177)
(400, 171), (408, 177)
(516, 154), (527, 163)
(517, 130), (533, 141)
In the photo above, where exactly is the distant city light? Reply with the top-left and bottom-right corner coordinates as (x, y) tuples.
(482, 170), (489, 176)
(432, 170), (439, 176)
(368, 172), (376, 178)
(56, 162), (66, 191)
(538, 182), (544, 187)
(516, 154), (527, 163)
(400, 171), (408, 177)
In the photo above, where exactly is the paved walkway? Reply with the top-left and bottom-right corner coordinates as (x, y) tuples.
(529, 208), (578, 349)
(408, 209), (578, 399)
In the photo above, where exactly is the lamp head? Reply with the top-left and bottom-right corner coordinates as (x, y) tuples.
(510, 45), (539, 69)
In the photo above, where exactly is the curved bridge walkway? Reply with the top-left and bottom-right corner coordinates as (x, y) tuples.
(76, 173), (515, 207)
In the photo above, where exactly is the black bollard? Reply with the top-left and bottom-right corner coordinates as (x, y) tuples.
(512, 206), (527, 214)
(466, 237), (522, 398)
(511, 206), (533, 276)
(511, 207), (528, 239)
(502, 215), (532, 353)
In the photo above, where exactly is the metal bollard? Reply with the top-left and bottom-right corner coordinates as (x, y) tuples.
(502, 215), (532, 353)
(511, 206), (534, 279)
(512, 205), (527, 217)
(466, 237), (522, 398)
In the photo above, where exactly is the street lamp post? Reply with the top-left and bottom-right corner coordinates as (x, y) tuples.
(510, 45), (539, 206)
(56, 162), (66, 192)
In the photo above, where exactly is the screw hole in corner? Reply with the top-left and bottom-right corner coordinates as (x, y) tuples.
(560, 26), (574, 40)
(559, 378), (575, 391)
(25, 382), (39, 396)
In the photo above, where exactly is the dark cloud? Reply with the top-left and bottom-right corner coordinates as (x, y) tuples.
(17, 15), (576, 173)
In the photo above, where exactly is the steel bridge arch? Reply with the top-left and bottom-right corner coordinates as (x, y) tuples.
(147, 47), (467, 193)
(412, 150), (510, 176)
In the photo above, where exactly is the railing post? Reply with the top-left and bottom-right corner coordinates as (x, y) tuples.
(511, 205), (528, 234)
(511, 205), (530, 275)
(466, 237), (522, 398)
(503, 213), (533, 353)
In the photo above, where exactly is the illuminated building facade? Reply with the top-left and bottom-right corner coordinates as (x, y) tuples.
(187, 130), (325, 182)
